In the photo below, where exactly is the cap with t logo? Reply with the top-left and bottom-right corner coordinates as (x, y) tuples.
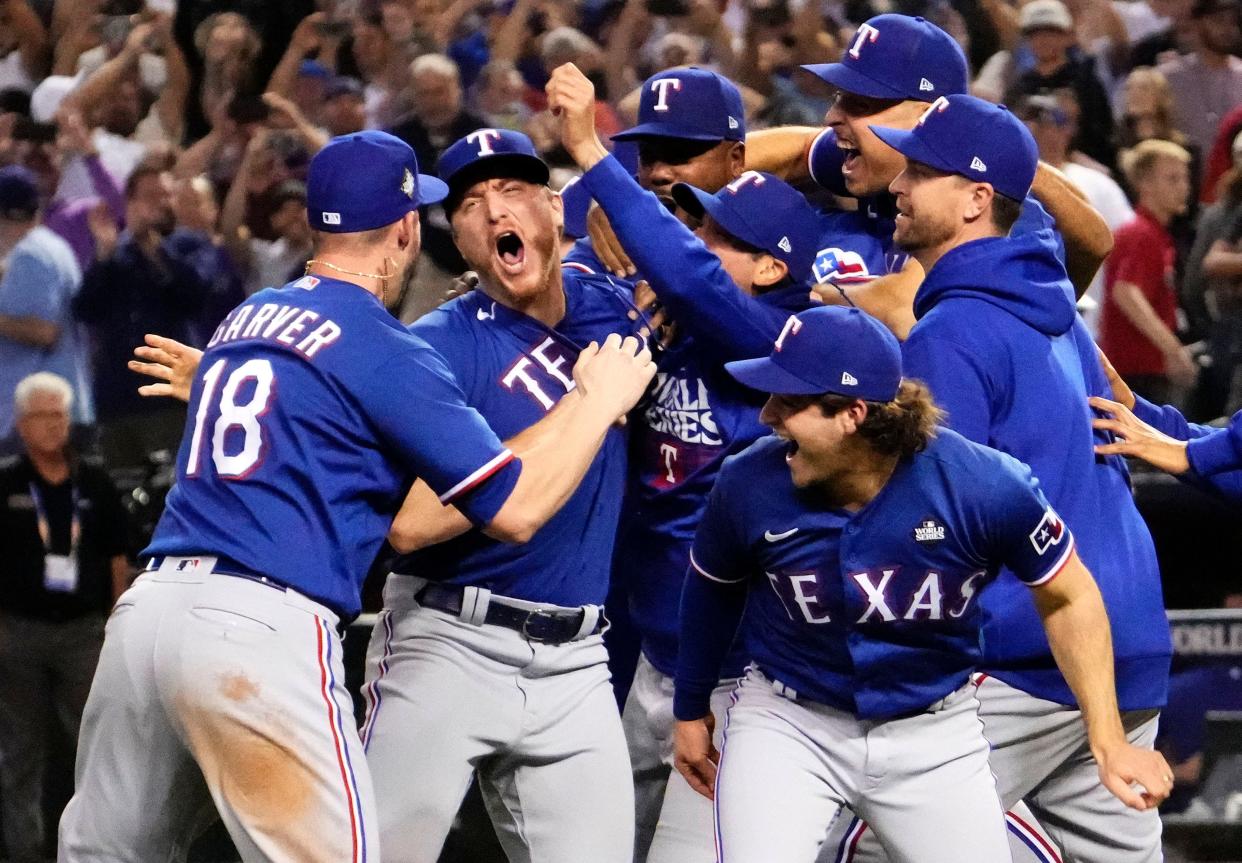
(612, 67), (746, 143)
(670, 171), (820, 284)
(801, 14), (968, 103)
(438, 128), (552, 214)
(871, 94), (1039, 201)
(725, 306), (903, 400)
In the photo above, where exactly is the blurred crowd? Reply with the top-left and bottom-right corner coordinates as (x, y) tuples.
(0, 0), (1240, 859)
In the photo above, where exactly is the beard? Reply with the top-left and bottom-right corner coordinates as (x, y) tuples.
(893, 210), (957, 254)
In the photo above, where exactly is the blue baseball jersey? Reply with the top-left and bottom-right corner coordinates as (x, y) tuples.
(145, 276), (521, 619)
(386, 269), (644, 607)
(676, 430), (1075, 721)
(806, 127), (1064, 270)
(579, 153), (825, 676)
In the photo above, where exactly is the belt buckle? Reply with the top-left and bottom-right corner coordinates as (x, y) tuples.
(521, 608), (581, 644)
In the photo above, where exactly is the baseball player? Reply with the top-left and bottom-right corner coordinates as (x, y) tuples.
(356, 128), (666, 863)
(744, 14), (1113, 337)
(563, 66), (888, 295)
(825, 95), (1173, 862)
(1090, 353), (1242, 502)
(673, 304), (1173, 863)
(59, 131), (654, 863)
(548, 62), (822, 862)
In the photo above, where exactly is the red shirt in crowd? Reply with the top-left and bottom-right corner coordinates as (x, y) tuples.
(1100, 206), (1179, 377)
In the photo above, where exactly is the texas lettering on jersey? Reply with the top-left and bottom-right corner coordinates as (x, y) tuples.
(766, 565), (988, 625)
(500, 335), (577, 411)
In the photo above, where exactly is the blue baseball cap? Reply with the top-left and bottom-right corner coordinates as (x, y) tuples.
(307, 131), (448, 233)
(726, 306), (902, 401)
(671, 171), (819, 283)
(871, 94), (1039, 201)
(0, 165), (39, 220)
(438, 128), (551, 213)
(801, 15), (968, 103)
(612, 68), (745, 143)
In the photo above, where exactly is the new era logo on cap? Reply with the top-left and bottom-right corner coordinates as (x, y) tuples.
(729, 116), (739, 129)
(778, 236), (792, 253)
(919, 78), (934, 91)
(970, 156), (987, 172)
(841, 371), (859, 386)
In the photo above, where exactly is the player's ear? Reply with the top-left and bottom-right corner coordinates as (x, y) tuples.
(397, 210), (420, 249)
(753, 254), (788, 289)
(549, 186), (565, 234)
(727, 141), (746, 177)
(963, 182), (994, 225)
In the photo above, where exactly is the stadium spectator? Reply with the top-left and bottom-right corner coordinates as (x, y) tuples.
(1003, 0), (1117, 169)
(73, 164), (206, 469)
(0, 0), (47, 94)
(219, 128), (312, 297)
(1129, 0), (1198, 68)
(1202, 103), (1242, 204)
(1019, 90), (1133, 335)
(167, 174), (246, 345)
(0, 371), (128, 863)
(320, 75), (368, 137)
(192, 11), (264, 137)
(1158, 0), (1242, 162)
(1100, 139), (1196, 406)
(473, 59), (533, 131)
(1186, 130), (1242, 412)
(0, 165), (89, 447)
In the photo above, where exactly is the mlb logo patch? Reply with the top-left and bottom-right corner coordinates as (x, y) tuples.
(322, 212), (341, 225)
(1029, 509), (1066, 555)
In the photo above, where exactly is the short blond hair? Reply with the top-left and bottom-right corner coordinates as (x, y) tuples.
(1120, 139), (1191, 187)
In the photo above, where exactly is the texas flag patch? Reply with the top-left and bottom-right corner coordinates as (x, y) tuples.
(1029, 508), (1067, 556)
(813, 247), (873, 285)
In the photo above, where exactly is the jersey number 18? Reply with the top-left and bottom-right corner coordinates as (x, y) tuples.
(186, 358), (276, 479)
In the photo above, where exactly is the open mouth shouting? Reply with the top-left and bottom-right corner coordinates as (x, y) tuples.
(495, 230), (526, 274)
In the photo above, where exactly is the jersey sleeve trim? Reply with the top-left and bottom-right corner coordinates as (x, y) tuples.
(1024, 536), (1076, 587)
(807, 127), (835, 187)
(438, 449), (516, 504)
(690, 549), (745, 584)
(562, 261), (595, 275)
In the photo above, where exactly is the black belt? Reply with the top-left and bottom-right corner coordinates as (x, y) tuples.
(414, 583), (606, 645)
(144, 556), (286, 592)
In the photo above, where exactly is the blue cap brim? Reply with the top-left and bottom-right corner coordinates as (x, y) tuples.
(612, 122), (730, 142)
(724, 356), (829, 395)
(418, 174), (450, 206)
(800, 62), (909, 100)
(869, 125), (957, 176)
(670, 183), (766, 257)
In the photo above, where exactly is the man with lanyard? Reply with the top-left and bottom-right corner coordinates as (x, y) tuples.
(744, 13), (1114, 337)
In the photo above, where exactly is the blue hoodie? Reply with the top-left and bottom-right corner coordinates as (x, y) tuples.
(902, 230), (1171, 711)
(1132, 398), (1242, 503)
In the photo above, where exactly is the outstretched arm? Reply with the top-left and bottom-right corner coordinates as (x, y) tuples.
(1033, 552), (1174, 811)
(1030, 162), (1113, 300)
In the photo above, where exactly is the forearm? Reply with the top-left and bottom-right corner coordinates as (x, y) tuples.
(69, 49), (139, 116)
(980, 0), (1021, 50)
(10, 0), (48, 78)
(491, 0), (533, 62)
(673, 571), (747, 720)
(836, 260), (924, 340)
(483, 390), (616, 542)
(1035, 560), (1126, 753)
(0, 314), (59, 347)
(743, 126), (820, 181)
(83, 155), (126, 223)
(1203, 243), (1242, 278)
(156, 41), (191, 143)
(1115, 283), (1180, 353)
(1031, 162), (1112, 299)
(173, 131), (225, 180)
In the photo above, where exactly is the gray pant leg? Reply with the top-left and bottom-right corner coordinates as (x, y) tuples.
(622, 655), (673, 863)
(58, 580), (213, 863)
(977, 675), (1163, 863)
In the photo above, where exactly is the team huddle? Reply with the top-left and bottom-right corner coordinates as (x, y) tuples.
(57, 12), (1176, 863)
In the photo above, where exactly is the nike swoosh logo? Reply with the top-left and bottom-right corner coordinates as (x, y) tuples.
(764, 528), (799, 542)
